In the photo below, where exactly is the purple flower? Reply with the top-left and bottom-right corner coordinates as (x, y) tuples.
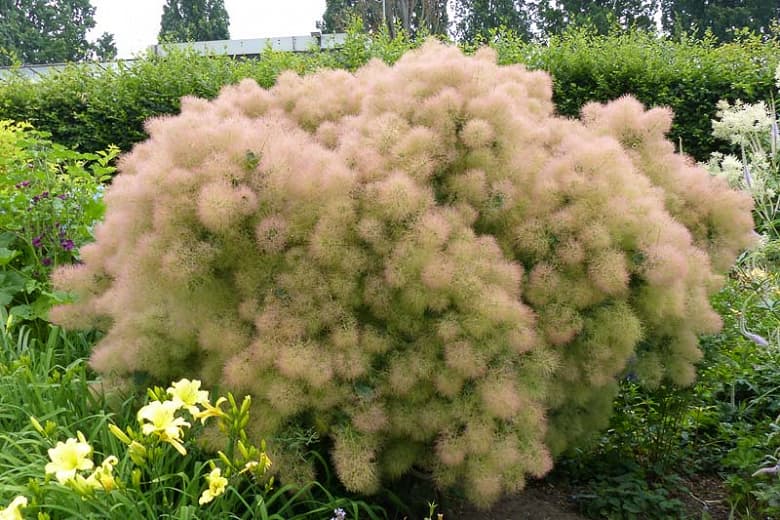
(743, 162), (753, 189)
(31, 191), (51, 203)
(60, 239), (74, 251)
(41, 257), (52, 267)
(57, 194), (68, 200)
(31, 235), (43, 248)
(753, 463), (780, 477)
(330, 509), (346, 520)
(742, 330), (770, 348)
(15, 180), (31, 189)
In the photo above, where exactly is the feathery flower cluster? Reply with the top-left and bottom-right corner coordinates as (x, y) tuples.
(52, 42), (755, 506)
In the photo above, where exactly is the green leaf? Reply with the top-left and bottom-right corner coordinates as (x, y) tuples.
(9, 304), (34, 320)
(42, 290), (77, 305)
(24, 277), (42, 294)
(0, 271), (25, 305)
(0, 247), (20, 266)
(0, 232), (16, 249)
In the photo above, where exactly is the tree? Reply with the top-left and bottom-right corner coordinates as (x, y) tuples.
(453, 0), (534, 43)
(0, 0), (116, 65)
(158, 0), (230, 43)
(661, 0), (780, 41)
(321, 0), (381, 33)
(535, 0), (659, 37)
(320, 0), (448, 37)
(90, 32), (117, 61)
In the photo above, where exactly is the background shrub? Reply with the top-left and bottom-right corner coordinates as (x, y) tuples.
(51, 42), (754, 507)
(1, 29), (777, 162)
(501, 28), (780, 161)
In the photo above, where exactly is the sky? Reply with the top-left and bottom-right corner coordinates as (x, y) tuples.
(89, 1), (328, 59)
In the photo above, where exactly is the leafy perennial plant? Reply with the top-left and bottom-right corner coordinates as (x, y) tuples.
(1, 377), (272, 518)
(0, 120), (118, 329)
(52, 41), (755, 506)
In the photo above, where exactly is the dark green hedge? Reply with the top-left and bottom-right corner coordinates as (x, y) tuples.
(1, 28), (777, 161)
(494, 29), (780, 160)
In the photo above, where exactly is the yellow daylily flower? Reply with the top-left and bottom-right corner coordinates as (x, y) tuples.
(85, 455), (119, 492)
(45, 431), (94, 484)
(239, 451), (272, 476)
(192, 396), (227, 424)
(137, 400), (190, 455)
(0, 496), (27, 520)
(198, 467), (228, 505)
(258, 452), (272, 472)
(167, 379), (210, 414)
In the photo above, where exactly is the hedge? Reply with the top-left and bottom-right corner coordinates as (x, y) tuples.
(1, 27), (778, 161)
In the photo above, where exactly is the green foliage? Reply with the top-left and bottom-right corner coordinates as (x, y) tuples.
(712, 269), (780, 518)
(575, 465), (686, 520)
(0, 120), (117, 331)
(0, 31), (386, 154)
(158, 0), (230, 44)
(515, 27), (780, 161)
(0, 0), (116, 65)
(555, 380), (699, 519)
(1, 29), (777, 163)
(559, 269), (780, 519)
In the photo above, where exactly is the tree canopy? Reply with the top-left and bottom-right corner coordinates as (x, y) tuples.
(323, 0), (780, 43)
(535, 0), (659, 37)
(320, 0), (448, 38)
(453, 0), (533, 42)
(158, 0), (230, 43)
(661, 0), (780, 41)
(0, 0), (116, 65)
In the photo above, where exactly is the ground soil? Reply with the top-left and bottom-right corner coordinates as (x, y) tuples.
(677, 474), (730, 520)
(442, 473), (731, 520)
(445, 480), (587, 520)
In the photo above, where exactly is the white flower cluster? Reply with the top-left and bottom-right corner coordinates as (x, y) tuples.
(712, 99), (773, 146)
(703, 152), (744, 187)
(776, 63), (780, 89)
(704, 62), (780, 239)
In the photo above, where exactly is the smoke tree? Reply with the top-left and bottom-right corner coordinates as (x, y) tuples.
(52, 42), (754, 506)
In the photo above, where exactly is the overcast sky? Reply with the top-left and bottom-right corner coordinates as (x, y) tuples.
(89, 1), (328, 59)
